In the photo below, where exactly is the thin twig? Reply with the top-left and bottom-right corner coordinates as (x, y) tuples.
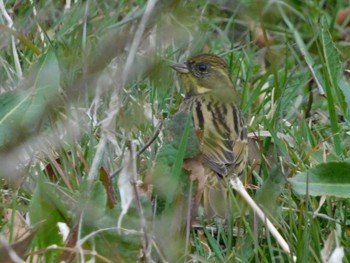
(111, 119), (163, 178)
(76, 227), (142, 248)
(27, 244), (114, 263)
(137, 119), (163, 157)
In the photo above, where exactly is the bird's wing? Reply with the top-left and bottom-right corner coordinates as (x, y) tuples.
(192, 96), (247, 177)
(202, 136), (247, 177)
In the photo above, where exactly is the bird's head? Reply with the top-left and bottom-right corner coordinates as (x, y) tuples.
(171, 53), (235, 96)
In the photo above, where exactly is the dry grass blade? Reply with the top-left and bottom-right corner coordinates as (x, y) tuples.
(321, 230), (344, 263)
(183, 155), (207, 219)
(121, 0), (158, 86)
(117, 143), (137, 229)
(230, 176), (296, 262)
(0, 232), (36, 263)
(0, 0), (22, 78)
(87, 0), (158, 183)
(302, 48), (325, 96)
(2, 0), (349, 261)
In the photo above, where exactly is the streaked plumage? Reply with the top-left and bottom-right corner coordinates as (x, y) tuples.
(172, 53), (247, 179)
(172, 53), (248, 216)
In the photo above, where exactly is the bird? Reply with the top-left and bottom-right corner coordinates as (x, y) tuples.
(171, 53), (248, 217)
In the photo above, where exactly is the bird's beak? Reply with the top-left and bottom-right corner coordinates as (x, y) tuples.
(171, 63), (189, 74)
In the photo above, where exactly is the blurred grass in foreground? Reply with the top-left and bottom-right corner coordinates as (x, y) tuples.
(0, 0), (350, 262)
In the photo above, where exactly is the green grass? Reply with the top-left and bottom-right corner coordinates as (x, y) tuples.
(1, 0), (350, 262)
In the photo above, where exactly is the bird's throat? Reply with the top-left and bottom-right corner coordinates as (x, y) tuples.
(195, 86), (212, 94)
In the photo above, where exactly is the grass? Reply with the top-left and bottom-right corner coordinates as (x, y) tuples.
(1, 0), (350, 262)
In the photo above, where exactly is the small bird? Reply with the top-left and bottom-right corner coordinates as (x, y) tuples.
(171, 53), (248, 217)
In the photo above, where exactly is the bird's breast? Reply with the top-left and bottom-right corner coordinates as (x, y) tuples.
(188, 95), (243, 142)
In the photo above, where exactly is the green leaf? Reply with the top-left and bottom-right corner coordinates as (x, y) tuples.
(0, 91), (32, 146)
(320, 18), (341, 81)
(167, 112), (193, 204)
(338, 78), (350, 110)
(255, 168), (284, 214)
(168, 110), (200, 159)
(153, 110), (201, 205)
(21, 50), (60, 127)
(279, 7), (325, 93)
(0, 50), (60, 148)
(289, 162), (350, 197)
(84, 181), (107, 225)
(202, 221), (225, 261)
(29, 177), (68, 261)
(319, 17), (342, 155)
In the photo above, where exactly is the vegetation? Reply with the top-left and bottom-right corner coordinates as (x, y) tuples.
(0, 0), (350, 262)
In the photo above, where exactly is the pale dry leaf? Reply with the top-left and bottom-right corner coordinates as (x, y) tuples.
(0, 230), (37, 263)
(117, 143), (137, 229)
(247, 137), (276, 172)
(183, 155), (206, 187)
(183, 155), (207, 212)
(2, 208), (27, 240)
(328, 247), (344, 263)
(321, 230), (344, 263)
(314, 194), (327, 216)
(247, 131), (293, 174)
(321, 229), (335, 262)
(248, 131), (295, 147)
(57, 222), (70, 243)
(254, 26), (273, 48)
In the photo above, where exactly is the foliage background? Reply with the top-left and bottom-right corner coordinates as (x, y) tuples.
(1, 0), (350, 262)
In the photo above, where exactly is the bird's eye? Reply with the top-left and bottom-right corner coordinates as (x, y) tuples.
(196, 63), (209, 73)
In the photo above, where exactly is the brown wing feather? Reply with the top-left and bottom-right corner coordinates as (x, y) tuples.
(190, 94), (248, 177)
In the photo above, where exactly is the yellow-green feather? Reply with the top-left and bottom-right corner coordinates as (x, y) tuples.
(177, 53), (248, 186)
